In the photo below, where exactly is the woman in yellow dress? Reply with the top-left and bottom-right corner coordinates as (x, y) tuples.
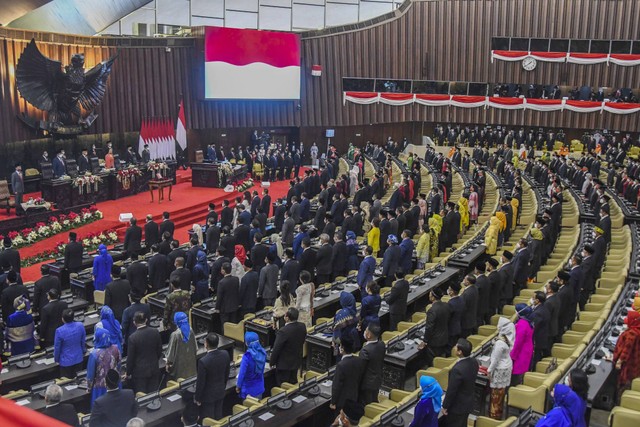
(458, 197), (470, 235)
(484, 215), (501, 256)
(428, 215), (442, 260)
(416, 223), (431, 269)
(367, 217), (381, 256)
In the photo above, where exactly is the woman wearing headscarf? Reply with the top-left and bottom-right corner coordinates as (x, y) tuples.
(236, 331), (267, 399)
(418, 194), (428, 229)
(349, 165), (359, 196)
(165, 312), (197, 381)
(359, 282), (381, 334)
(488, 317), (515, 419)
(510, 303), (534, 385)
(5, 296), (35, 355)
(469, 185), (479, 225)
(295, 276), (314, 328)
(535, 384), (583, 427)
(92, 244), (113, 292)
(458, 196), (470, 235)
(510, 197), (519, 231)
(415, 223), (431, 269)
(495, 209), (507, 246)
(272, 281), (296, 330)
(428, 215), (442, 261)
(345, 231), (360, 272)
(269, 234), (284, 268)
(568, 368), (589, 427)
(612, 310), (640, 399)
(484, 216), (501, 257)
(333, 292), (360, 352)
(231, 244), (247, 279)
(528, 227), (544, 280)
(192, 224), (203, 245)
(367, 218), (381, 256)
(95, 306), (123, 353)
(87, 328), (121, 406)
(192, 250), (210, 302)
(409, 375), (442, 427)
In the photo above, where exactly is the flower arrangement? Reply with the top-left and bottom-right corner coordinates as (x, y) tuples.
(217, 162), (234, 184)
(0, 206), (103, 249)
(236, 178), (254, 192)
(148, 161), (169, 179)
(73, 172), (102, 194)
(22, 229), (118, 267)
(26, 197), (47, 206)
(117, 166), (142, 190)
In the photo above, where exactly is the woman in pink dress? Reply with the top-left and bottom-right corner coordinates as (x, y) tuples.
(468, 185), (479, 224)
(511, 303), (535, 385)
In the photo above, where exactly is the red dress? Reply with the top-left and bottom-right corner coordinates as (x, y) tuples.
(613, 312), (640, 389)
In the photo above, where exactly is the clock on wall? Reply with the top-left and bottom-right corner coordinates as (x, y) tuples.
(522, 56), (537, 71)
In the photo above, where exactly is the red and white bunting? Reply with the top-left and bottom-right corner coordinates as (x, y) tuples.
(415, 94), (452, 106)
(343, 91), (379, 105)
(379, 93), (415, 106)
(564, 100), (603, 113)
(524, 99), (564, 112)
(450, 95), (487, 108)
(487, 97), (525, 110)
(491, 50), (640, 66)
(603, 102), (640, 114)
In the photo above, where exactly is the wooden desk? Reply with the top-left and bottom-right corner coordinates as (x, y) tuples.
(149, 179), (173, 203)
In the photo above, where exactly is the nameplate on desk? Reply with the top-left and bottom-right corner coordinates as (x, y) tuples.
(313, 297), (322, 301)
(88, 314), (99, 318)
(258, 412), (275, 421)
(292, 395), (307, 403)
(407, 406), (415, 416)
(331, 290), (339, 294)
(167, 394), (182, 402)
(65, 384), (78, 391)
(1, 368), (8, 374)
(322, 380), (332, 387)
(591, 359), (602, 366)
(16, 399), (31, 406)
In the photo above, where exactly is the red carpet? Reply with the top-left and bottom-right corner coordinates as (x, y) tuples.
(16, 169), (297, 281)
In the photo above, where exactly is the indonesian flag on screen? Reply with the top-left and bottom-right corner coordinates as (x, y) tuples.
(204, 26), (301, 99)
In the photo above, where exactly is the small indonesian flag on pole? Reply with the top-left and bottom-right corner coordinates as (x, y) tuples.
(176, 100), (187, 151)
(311, 65), (322, 77)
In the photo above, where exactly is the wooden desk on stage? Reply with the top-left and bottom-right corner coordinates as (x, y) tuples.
(149, 179), (173, 203)
(191, 163), (247, 188)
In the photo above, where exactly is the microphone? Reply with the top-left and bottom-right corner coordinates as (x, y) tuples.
(146, 371), (167, 411)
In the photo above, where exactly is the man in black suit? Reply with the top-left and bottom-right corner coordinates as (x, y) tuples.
(512, 239), (530, 296)
(598, 204), (612, 244)
(331, 335), (365, 412)
(315, 233), (333, 285)
(474, 263), (491, 326)
(382, 235), (401, 287)
(441, 339), (479, 427)
(273, 198), (286, 233)
(419, 289), (450, 360)
(0, 236), (21, 274)
(1, 271), (28, 322)
(121, 293), (151, 353)
(90, 369), (138, 427)
(124, 218), (142, 259)
(147, 244), (171, 291)
(64, 232), (84, 274)
(460, 274), (479, 338)
(531, 291), (551, 365)
(126, 312), (163, 393)
(359, 323), (386, 405)
(270, 307), (307, 386)
(331, 231), (348, 280)
(185, 237), (201, 272)
(39, 289), (68, 347)
(220, 201), (234, 230)
(205, 217), (221, 255)
(144, 214), (160, 247)
(42, 384), (79, 426)
(169, 256), (192, 291)
(126, 254), (148, 297)
(260, 188), (272, 217)
(250, 190), (261, 218)
(105, 265), (131, 322)
(299, 238), (316, 283)
(384, 271), (409, 331)
(216, 263), (240, 326)
(33, 264), (61, 314)
(239, 259), (259, 317)
(498, 250), (515, 308)
(545, 282), (561, 346)
(159, 211), (175, 240)
(205, 202), (218, 225)
(250, 233), (269, 271)
(159, 232), (173, 256)
(77, 148), (90, 173)
(195, 333), (231, 420)
(280, 248), (301, 294)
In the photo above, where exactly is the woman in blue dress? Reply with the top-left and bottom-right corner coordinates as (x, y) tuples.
(87, 328), (121, 407)
(6, 296), (35, 355)
(92, 244), (113, 291)
(535, 384), (583, 427)
(410, 375), (442, 427)
(236, 331), (267, 399)
(359, 281), (381, 333)
(333, 292), (360, 352)
(345, 231), (360, 272)
(95, 306), (123, 353)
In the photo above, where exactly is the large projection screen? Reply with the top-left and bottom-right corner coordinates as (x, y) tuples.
(204, 26), (301, 100)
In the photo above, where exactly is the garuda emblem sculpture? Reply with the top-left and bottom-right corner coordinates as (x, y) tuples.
(16, 38), (117, 134)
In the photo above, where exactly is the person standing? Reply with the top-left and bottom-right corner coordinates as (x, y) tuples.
(124, 218), (142, 259)
(239, 259), (259, 317)
(460, 275), (479, 338)
(144, 214), (160, 247)
(92, 244), (113, 292)
(64, 232), (84, 274)
(90, 369), (138, 427)
(87, 328), (121, 406)
(169, 257), (192, 291)
(96, 306), (124, 353)
(6, 296), (35, 355)
(487, 318), (514, 420)
(166, 312), (197, 381)
(38, 289), (68, 348)
(315, 233), (333, 285)
(410, 376), (443, 427)
(159, 211), (175, 240)
(104, 265), (131, 322)
(384, 271), (409, 331)
(270, 308), (307, 386)
(330, 335), (365, 412)
(357, 246), (376, 293)
(122, 294), (151, 353)
(236, 332), (267, 399)
(54, 309), (86, 379)
(441, 339), (479, 427)
(216, 262), (240, 326)
(419, 289), (450, 360)
(195, 333), (231, 421)
(126, 311), (163, 394)
(147, 244), (171, 291)
(382, 235), (401, 287)
(611, 310), (640, 401)
(359, 323), (385, 405)
(164, 278), (192, 331)
(11, 163), (24, 214)
(33, 264), (61, 314)
(359, 282), (381, 334)
(1, 271), (27, 322)
(511, 304), (535, 385)
(0, 236), (21, 274)
(531, 291), (551, 366)
(42, 384), (80, 426)
(295, 271), (315, 328)
(258, 253), (279, 307)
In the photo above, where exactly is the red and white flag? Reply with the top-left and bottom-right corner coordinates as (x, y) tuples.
(204, 26), (301, 99)
(138, 118), (147, 156)
(176, 100), (187, 151)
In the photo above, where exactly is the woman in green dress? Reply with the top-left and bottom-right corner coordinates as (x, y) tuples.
(165, 312), (197, 380)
